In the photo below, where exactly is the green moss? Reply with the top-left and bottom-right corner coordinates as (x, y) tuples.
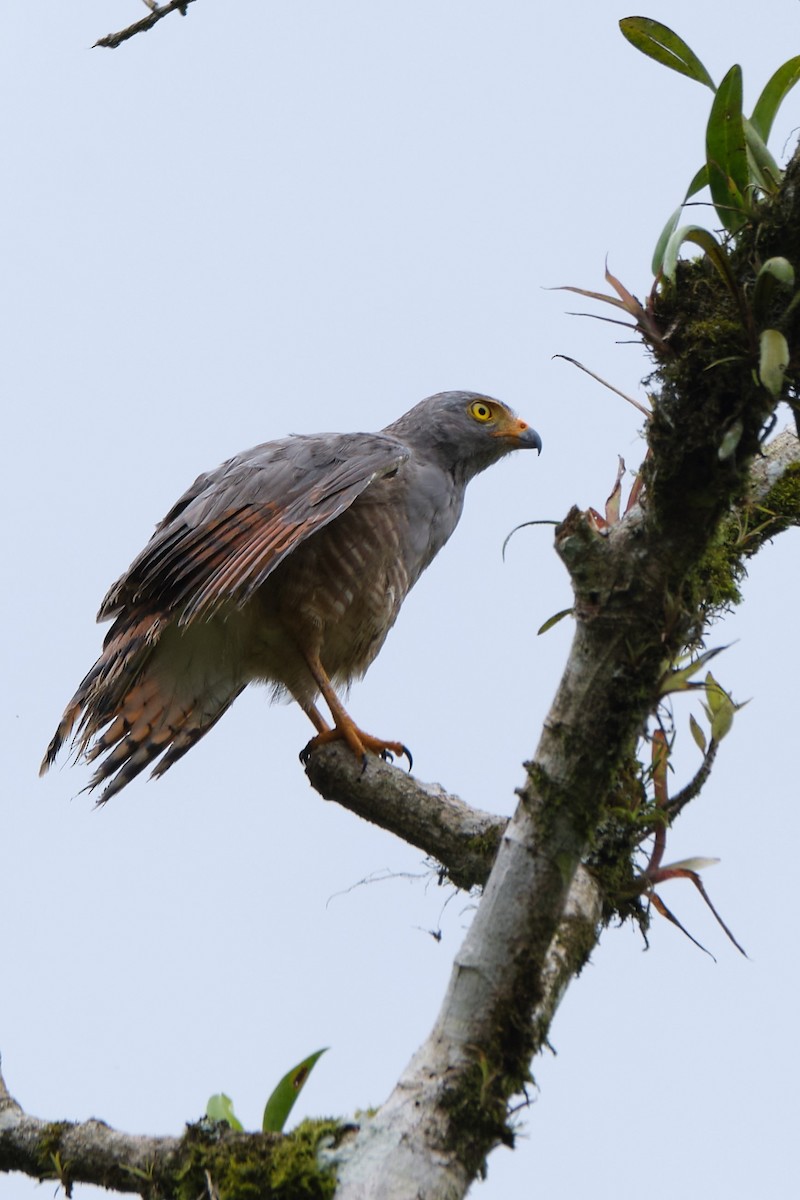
(681, 459), (800, 624)
(35, 1122), (72, 1171)
(441, 1060), (516, 1180)
(463, 827), (504, 863)
(684, 521), (747, 620)
(173, 1118), (343, 1200)
(524, 756), (599, 850)
(29, 1123), (73, 1193)
(761, 460), (800, 534)
(447, 825), (504, 888)
(645, 251), (774, 546)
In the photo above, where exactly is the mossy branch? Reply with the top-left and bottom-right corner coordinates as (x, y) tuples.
(329, 150), (800, 1197)
(0, 1057), (344, 1198)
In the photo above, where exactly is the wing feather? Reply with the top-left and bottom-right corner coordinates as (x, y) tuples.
(98, 432), (409, 625)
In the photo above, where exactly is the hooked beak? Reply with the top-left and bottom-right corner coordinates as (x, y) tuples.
(492, 416), (542, 454)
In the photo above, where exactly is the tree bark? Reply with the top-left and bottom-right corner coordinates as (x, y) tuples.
(3, 425), (797, 1195)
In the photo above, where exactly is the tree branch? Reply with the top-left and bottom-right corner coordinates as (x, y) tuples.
(0, 1053), (344, 1195)
(0, 1057), (183, 1194)
(304, 745), (506, 890)
(5, 440), (795, 1195)
(303, 428), (800, 887)
(94, 0), (197, 50)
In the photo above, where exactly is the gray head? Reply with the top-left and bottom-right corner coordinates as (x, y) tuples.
(384, 390), (541, 483)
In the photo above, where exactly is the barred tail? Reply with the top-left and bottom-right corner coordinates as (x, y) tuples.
(40, 614), (243, 804)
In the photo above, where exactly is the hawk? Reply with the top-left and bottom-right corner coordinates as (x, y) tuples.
(41, 391), (541, 801)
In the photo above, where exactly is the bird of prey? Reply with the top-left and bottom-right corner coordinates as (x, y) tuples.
(41, 391), (541, 802)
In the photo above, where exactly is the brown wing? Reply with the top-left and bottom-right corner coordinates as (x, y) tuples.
(99, 431), (410, 626)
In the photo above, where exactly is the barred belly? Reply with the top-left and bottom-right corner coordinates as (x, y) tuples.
(253, 492), (413, 692)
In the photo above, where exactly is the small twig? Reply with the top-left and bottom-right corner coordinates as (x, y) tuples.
(666, 738), (720, 820)
(94, 0), (197, 50)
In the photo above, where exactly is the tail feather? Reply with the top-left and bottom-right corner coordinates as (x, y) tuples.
(41, 611), (244, 802)
(40, 612), (161, 776)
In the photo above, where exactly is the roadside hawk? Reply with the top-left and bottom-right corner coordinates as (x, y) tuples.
(41, 391), (541, 802)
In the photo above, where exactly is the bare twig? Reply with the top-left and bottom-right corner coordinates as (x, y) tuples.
(94, 0), (197, 50)
(666, 738), (720, 820)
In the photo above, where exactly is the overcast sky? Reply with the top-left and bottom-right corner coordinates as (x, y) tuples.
(2, 3), (799, 1197)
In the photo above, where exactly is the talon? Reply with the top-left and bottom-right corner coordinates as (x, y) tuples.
(401, 744), (413, 771)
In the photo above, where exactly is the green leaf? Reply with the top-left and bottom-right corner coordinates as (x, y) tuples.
(262, 1048), (328, 1134)
(743, 119), (783, 195)
(619, 18), (715, 89)
(684, 163), (710, 199)
(537, 607), (573, 636)
(652, 206), (682, 276)
(710, 693), (735, 741)
(751, 55), (800, 141)
(752, 257), (795, 325)
(758, 329), (790, 396)
(704, 671), (725, 713)
(206, 1093), (244, 1132)
(706, 65), (749, 231)
(689, 713), (707, 754)
(661, 225), (737, 297)
(651, 168), (709, 276)
(704, 672), (741, 737)
(706, 161), (749, 231)
(660, 646), (726, 695)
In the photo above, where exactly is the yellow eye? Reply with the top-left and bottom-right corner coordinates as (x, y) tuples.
(469, 400), (494, 423)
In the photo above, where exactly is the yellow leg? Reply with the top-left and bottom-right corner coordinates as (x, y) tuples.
(299, 652), (412, 769)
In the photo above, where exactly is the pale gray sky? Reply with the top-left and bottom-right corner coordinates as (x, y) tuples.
(3, 3), (799, 1197)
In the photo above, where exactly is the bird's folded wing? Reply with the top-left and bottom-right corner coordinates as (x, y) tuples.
(98, 432), (410, 627)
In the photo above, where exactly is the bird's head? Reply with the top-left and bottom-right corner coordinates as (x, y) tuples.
(386, 391), (541, 483)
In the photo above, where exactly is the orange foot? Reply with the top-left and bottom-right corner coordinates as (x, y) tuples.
(300, 724), (412, 771)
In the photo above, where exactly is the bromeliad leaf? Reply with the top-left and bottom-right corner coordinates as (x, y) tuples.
(750, 55), (800, 140)
(706, 65), (749, 231)
(619, 17), (715, 89)
(652, 167), (710, 275)
(661, 225), (738, 296)
(262, 1048), (328, 1133)
(652, 205), (682, 276)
